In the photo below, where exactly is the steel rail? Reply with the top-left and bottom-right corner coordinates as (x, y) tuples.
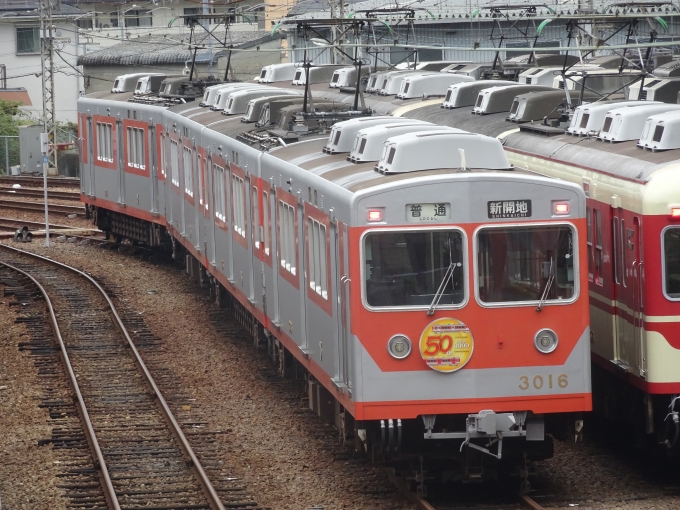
(0, 259), (121, 510)
(0, 199), (84, 215)
(0, 187), (81, 201)
(0, 244), (227, 510)
(518, 493), (545, 510)
(0, 175), (79, 188)
(0, 217), (93, 231)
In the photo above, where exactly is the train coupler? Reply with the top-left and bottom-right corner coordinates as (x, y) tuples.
(422, 411), (544, 460)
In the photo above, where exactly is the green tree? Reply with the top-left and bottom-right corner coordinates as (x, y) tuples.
(0, 99), (23, 174)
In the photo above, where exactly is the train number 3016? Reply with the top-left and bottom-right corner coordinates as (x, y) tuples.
(519, 374), (568, 390)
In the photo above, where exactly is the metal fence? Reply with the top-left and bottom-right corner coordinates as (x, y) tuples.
(0, 136), (19, 175)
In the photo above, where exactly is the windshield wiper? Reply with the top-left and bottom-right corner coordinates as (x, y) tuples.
(536, 257), (555, 312)
(426, 236), (462, 316)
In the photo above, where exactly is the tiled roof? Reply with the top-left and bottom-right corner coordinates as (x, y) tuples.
(77, 30), (279, 66)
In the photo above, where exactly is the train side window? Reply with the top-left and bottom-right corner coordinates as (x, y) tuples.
(197, 156), (204, 206)
(125, 127), (145, 169)
(586, 208), (593, 280)
(170, 140), (179, 187)
(183, 146), (193, 197)
(621, 219), (627, 287)
(595, 209), (603, 285)
(213, 164), (226, 222)
(279, 201), (296, 275)
(159, 134), (166, 178)
(308, 217), (328, 299)
(232, 175), (246, 237)
(202, 158), (208, 210)
(263, 191), (270, 256)
(96, 121), (113, 162)
(613, 216), (620, 284)
(364, 229), (464, 308)
(252, 186), (259, 248)
(477, 225), (575, 304)
(663, 227), (680, 300)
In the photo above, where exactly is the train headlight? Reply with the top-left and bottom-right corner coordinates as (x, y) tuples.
(534, 329), (558, 354)
(387, 334), (412, 359)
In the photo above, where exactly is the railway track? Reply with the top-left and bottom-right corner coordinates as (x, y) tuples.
(0, 199), (84, 215)
(0, 186), (81, 201)
(0, 175), (79, 188)
(0, 244), (261, 510)
(386, 468), (545, 510)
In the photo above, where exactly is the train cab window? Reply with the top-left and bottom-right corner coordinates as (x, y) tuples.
(213, 164), (226, 222)
(363, 230), (465, 308)
(477, 225), (575, 304)
(663, 228), (680, 300)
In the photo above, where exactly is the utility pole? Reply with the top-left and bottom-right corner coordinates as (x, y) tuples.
(40, 0), (58, 174)
(40, 0), (58, 247)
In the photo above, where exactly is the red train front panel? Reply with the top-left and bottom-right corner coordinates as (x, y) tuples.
(345, 175), (592, 421)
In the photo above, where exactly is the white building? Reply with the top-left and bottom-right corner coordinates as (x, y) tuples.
(0, 1), (86, 123)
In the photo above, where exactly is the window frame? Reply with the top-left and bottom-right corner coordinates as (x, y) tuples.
(473, 221), (579, 309)
(594, 209), (603, 286)
(16, 26), (40, 55)
(662, 225), (680, 302)
(197, 146), (208, 215)
(92, 115), (116, 170)
(277, 189), (299, 289)
(230, 163), (248, 249)
(262, 189), (272, 266)
(360, 226), (469, 313)
(182, 143), (195, 204)
(305, 204), (332, 315)
(123, 119), (148, 176)
(156, 127), (166, 181)
(169, 135), (180, 189)
(212, 157), (228, 230)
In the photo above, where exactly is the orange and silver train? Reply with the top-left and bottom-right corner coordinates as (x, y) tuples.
(77, 77), (591, 482)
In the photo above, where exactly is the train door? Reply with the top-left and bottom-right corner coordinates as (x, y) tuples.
(633, 217), (646, 378)
(304, 205), (336, 376)
(87, 116), (95, 196)
(335, 221), (352, 393)
(208, 155), (217, 265)
(298, 201), (308, 354)
(149, 124), (158, 213)
(615, 215), (642, 372)
(263, 184), (279, 325)
(117, 119), (125, 204)
(251, 180), (263, 306)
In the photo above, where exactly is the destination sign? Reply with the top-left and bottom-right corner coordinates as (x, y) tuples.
(487, 200), (532, 219)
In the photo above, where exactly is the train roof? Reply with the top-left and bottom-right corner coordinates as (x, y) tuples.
(268, 137), (545, 194)
(395, 104), (677, 183)
(82, 75), (680, 184)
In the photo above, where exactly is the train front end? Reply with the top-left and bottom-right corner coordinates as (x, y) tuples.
(347, 134), (591, 477)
